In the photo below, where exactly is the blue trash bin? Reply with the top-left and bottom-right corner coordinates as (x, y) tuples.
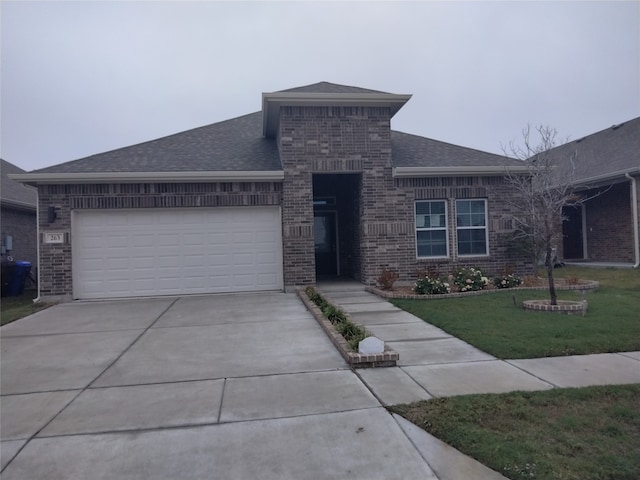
(7, 261), (31, 296)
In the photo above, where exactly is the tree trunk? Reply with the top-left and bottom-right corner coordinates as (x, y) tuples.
(545, 244), (558, 305)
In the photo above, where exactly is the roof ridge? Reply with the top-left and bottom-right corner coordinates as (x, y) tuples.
(276, 81), (391, 95)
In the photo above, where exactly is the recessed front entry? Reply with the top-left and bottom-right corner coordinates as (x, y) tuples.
(314, 211), (338, 276)
(562, 205), (585, 259)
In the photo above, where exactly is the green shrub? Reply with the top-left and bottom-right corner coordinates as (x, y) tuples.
(322, 303), (347, 324)
(304, 286), (370, 350)
(454, 266), (488, 292)
(337, 321), (370, 350)
(414, 276), (450, 295)
(493, 273), (522, 289)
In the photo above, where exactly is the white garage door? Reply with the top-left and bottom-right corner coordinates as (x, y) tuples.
(72, 207), (283, 299)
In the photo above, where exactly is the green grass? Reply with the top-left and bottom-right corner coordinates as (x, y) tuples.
(1, 291), (52, 326)
(392, 267), (640, 358)
(390, 384), (640, 480)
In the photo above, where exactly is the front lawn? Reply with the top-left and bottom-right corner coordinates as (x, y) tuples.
(391, 384), (640, 480)
(1, 291), (52, 326)
(392, 266), (640, 359)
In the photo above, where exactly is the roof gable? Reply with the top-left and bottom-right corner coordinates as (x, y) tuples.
(262, 83), (411, 138)
(278, 81), (390, 95)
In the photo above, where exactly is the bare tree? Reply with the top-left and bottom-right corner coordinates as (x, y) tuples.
(504, 125), (578, 305)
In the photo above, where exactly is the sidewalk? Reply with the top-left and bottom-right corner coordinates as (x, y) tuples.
(317, 281), (640, 480)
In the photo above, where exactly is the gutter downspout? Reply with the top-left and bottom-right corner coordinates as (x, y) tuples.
(625, 173), (640, 268)
(32, 190), (41, 303)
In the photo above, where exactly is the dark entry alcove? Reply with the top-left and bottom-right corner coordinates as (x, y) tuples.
(312, 174), (361, 280)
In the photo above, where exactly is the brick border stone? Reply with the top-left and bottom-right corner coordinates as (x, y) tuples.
(366, 279), (599, 300)
(522, 299), (588, 315)
(297, 288), (398, 368)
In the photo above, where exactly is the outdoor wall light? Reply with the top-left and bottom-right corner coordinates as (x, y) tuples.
(48, 206), (58, 224)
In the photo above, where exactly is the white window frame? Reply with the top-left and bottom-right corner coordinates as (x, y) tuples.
(455, 199), (489, 257)
(415, 200), (449, 258)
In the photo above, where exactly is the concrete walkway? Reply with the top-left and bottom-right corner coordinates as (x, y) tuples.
(318, 281), (640, 405)
(317, 281), (640, 479)
(2, 287), (639, 479)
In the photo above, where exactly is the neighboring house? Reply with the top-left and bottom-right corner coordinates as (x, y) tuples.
(1, 159), (38, 266)
(551, 118), (640, 266)
(12, 82), (532, 301)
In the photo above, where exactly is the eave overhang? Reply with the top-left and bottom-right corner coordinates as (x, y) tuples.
(0, 198), (37, 212)
(571, 167), (640, 190)
(9, 170), (285, 185)
(262, 92), (412, 138)
(392, 166), (531, 178)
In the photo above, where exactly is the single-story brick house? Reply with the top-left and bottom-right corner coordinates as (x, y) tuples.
(13, 82), (534, 301)
(552, 117), (640, 266)
(1, 159), (38, 266)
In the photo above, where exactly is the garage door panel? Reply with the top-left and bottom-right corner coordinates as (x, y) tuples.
(73, 207), (282, 299)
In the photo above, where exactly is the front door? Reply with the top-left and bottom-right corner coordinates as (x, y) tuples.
(314, 211), (338, 276)
(562, 205), (584, 259)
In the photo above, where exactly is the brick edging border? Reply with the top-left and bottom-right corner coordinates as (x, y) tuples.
(366, 280), (600, 300)
(297, 288), (398, 368)
(522, 299), (588, 316)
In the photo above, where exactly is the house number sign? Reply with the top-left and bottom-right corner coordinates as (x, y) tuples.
(44, 232), (65, 244)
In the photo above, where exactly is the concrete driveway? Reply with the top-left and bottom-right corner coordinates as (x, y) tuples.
(1, 293), (438, 479)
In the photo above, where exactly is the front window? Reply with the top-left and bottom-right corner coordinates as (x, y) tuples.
(456, 199), (488, 256)
(415, 200), (448, 257)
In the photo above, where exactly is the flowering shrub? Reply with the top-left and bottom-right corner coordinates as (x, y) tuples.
(493, 273), (522, 289)
(414, 276), (450, 295)
(453, 267), (488, 292)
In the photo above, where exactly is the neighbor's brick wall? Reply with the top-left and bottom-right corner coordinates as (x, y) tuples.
(1, 207), (38, 266)
(37, 182), (282, 297)
(583, 182), (634, 262)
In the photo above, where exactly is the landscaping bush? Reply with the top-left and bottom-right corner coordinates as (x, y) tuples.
(377, 269), (399, 290)
(322, 303), (347, 324)
(336, 321), (370, 350)
(304, 286), (371, 351)
(493, 273), (522, 289)
(414, 276), (450, 295)
(454, 266), (488, 292)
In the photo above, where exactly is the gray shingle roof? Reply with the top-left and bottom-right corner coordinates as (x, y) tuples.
(29, 83), (534, 176)
(1, 159), (37, 208)
(33, 112), (281, 174)
(548, 117), (640, 184)
(391, 131), (521, 168)
(278, 82), (390, 95)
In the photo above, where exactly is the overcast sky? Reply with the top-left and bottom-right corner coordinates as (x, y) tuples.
(1, 1), (638, 171)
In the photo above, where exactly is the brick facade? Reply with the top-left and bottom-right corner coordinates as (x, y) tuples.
(277, 105), (531, 288)
(388, 175), (531, 282)
(583, 182), (635, 262)
(34, 100), (536, 299)
(37, 182), (282, 297)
